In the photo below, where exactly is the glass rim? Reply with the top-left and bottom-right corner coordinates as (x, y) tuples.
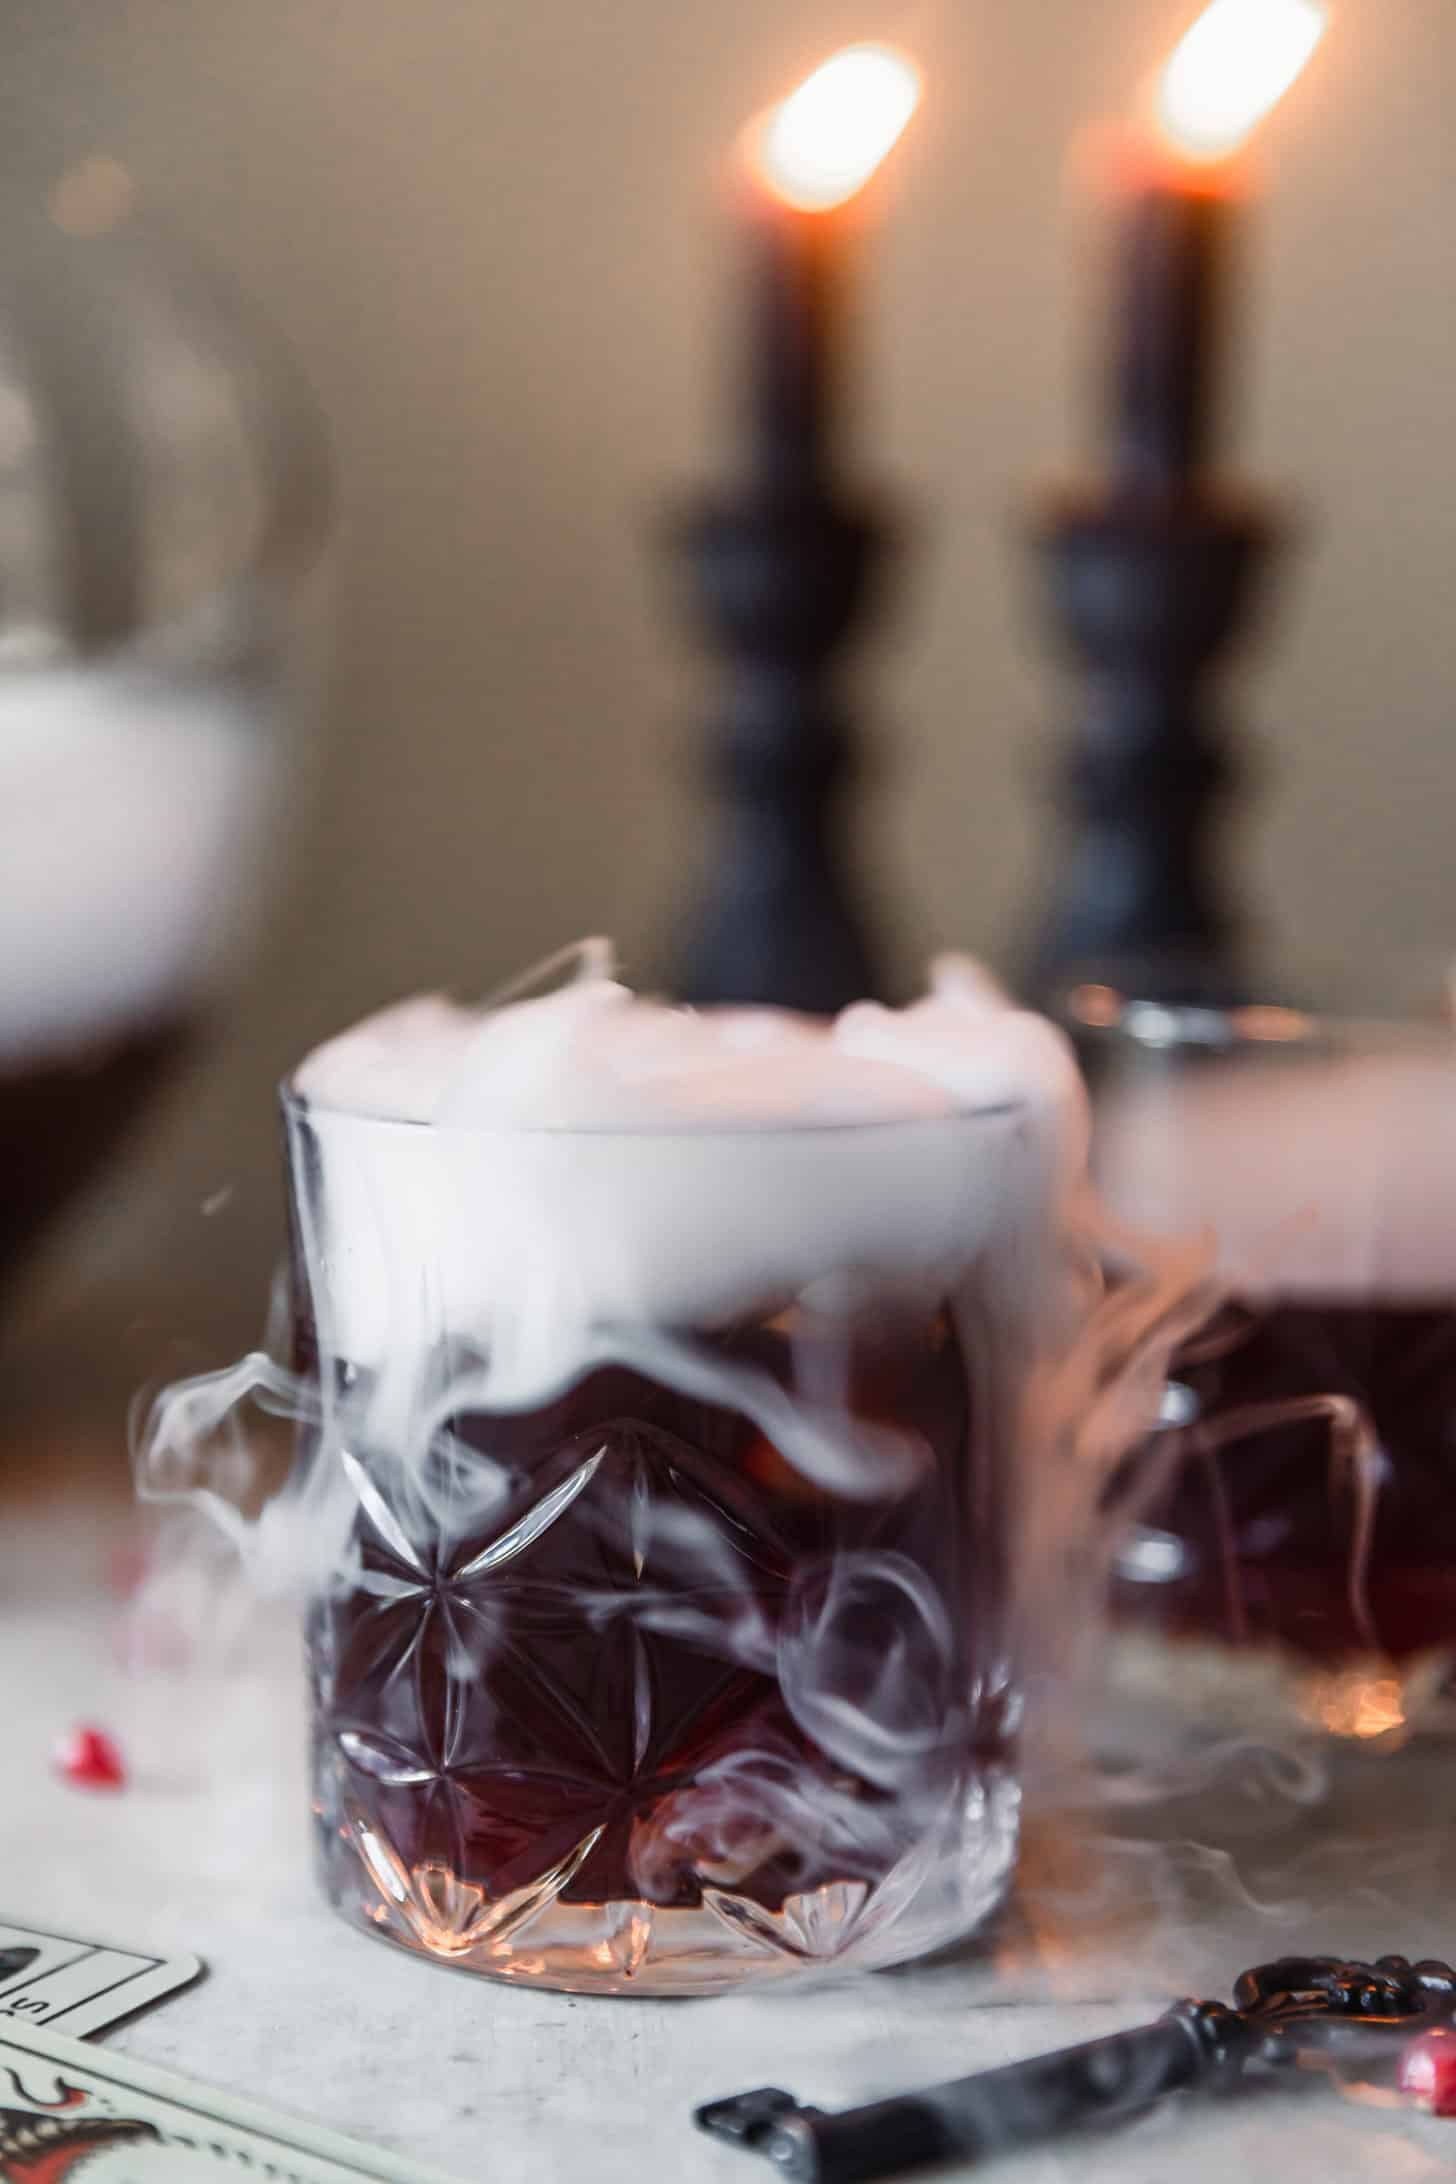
(1061, 981), (1456, 1059)
(277, 1079), (1027, 1140)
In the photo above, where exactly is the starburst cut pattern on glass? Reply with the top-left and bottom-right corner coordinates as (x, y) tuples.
(700, 1826), (940, 1962)
(348, 1804), (606, 1959)
(324, 1420), (802, 1971)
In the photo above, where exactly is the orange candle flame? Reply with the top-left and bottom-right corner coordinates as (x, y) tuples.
(747, 44), (923, 214)
(1155, 0), (1327, 165)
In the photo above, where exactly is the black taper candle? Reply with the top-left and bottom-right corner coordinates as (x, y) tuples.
(664, 47), (919, 1015)
(1116, 178), (1232, 489)
(745, 199), (844, 495)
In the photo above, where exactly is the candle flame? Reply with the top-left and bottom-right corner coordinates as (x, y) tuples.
(750, 44), (922, 214)
(1156, 0), (1327, 164)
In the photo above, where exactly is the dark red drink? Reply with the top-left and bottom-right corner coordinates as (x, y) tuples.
(1114, 1297), (1456, 1669)
(0, 1019), (190, 1307)
(1089, 1018), (1456, 1730)
(308, 1304), (1016, 1993)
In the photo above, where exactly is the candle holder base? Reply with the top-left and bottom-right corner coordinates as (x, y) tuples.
(1020, 484), (1283, 1017)
(663, 486), (896, 1015)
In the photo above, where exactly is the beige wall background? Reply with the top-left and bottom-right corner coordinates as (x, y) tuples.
(4, 0), (1455, 1383)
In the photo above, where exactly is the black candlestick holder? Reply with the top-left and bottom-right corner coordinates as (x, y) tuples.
(1020, 481), (1283, 1014)
(664, 484), (895, 1014)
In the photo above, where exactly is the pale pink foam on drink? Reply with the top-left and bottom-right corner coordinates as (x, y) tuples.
(1096, 1043), (1456, 1298)
(285, 950), (1090, 1489)
(294, 953), (1082, 1136)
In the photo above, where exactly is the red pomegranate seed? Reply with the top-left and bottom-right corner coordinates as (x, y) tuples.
(55, 1725), (126, 1792)
(1400, 2029), (1456, 2116)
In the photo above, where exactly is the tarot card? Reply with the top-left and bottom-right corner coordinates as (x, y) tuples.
(0, 2015), (459, 2180)
(0, 1924), (203, 2040)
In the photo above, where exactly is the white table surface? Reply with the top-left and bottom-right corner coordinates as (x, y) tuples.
(5, 1430), (1456, 2184)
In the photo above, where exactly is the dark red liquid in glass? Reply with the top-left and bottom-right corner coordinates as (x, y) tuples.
(309, 1308), (1004, 1923)
(0, 1020), (189, 1306)
(1115, 1298), (1456, 1664)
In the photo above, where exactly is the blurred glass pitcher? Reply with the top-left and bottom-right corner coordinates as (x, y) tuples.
(0, 161), (330, 1306)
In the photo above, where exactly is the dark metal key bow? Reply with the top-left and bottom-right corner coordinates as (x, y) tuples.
(696, 1955), (1456, 2183)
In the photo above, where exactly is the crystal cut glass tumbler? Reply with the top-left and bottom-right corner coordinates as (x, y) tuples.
(288, 1082), (1159, 1994)
(1088, 989), (1456, 1742)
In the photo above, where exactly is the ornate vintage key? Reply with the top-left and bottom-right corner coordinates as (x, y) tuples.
(696, 1955), (1456, 2183)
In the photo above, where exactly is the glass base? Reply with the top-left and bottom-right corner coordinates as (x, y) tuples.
(316, 1775), (1020, 1997)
